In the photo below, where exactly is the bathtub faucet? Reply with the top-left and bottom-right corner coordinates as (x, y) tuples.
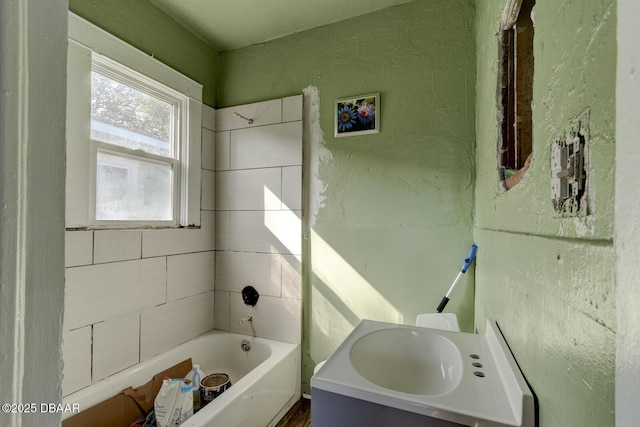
(239, 316), (253, 324)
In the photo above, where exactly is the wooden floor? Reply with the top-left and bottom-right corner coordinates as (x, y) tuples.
(276, 398), (311, 427)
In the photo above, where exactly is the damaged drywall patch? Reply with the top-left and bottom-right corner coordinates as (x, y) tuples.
(303, 85), (332, 231)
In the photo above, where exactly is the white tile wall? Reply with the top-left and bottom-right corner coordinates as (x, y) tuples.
(216, 210), (301, 255)
(215, 168), (282, 211)
(215, 99), (282, 132)
(215, 251), (282, 297)
(62, 326), (91, 395)
(92, 313), (140, 381)
(64, 257), (167, 331)
(282, 255), (302, 300)
(230, 122), (303, 170)
(94, 230), (141, 264)
(214, 211), (230, 251)
(142, 210), (215, 257)
(65, 231), (92, 267)
(64, 96), (303, 392)
(215, 131), (231, 171)
(281, 166), (303, 210)
(214, 290), (230, 331)
(202, 128), (215, 171)
(167, 251), (215, 301)
(217, 211), (272, 253)
(63, 110), (217, 396)
(140, 292), (215, 360)
(229, 294), (301, 344)
(262, 210), (303, 255)
(282, 95), (303, 122)
(201, 169), (216, 211)
(215, 95), (302, 345)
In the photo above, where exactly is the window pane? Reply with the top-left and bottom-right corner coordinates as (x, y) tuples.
(91, 71), (173, 157)
(96, 151), (173, 221)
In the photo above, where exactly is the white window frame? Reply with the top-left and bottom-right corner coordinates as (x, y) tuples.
(66, 12), (202, 228)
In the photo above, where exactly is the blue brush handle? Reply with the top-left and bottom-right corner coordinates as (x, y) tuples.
(461, 244), (478, 273)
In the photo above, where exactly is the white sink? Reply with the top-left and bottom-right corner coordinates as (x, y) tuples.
(349, 328), (462, 395)
(311, 319), (535, 427)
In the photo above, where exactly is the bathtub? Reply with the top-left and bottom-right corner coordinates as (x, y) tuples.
(62, 330), (301, 426)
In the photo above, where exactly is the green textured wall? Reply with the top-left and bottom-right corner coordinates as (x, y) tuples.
(69, 0), (218, 106)
(219, 0), (476, 394)
(475, 0), (616, 425)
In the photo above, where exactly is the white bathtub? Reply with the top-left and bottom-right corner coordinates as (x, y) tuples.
(63, 330), (301, 426)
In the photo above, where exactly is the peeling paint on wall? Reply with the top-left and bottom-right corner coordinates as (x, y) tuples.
(302, 86), (332, 231)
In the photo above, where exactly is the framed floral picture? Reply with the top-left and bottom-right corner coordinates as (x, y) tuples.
(334, 93), (380, 137)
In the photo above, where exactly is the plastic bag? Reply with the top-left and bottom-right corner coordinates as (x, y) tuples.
(130, 408), (156, 427)
(154, 377), (194, 427)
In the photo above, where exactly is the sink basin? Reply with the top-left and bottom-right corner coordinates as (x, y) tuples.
(349, 328), (462, 395)
(311, 319), (535, 426)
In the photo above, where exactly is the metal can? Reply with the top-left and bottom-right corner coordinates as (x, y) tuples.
(200, 373), (232, 406)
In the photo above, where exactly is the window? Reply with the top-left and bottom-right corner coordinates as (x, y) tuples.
(91, 57), (179, 223)
(67, 13), (202, 228)
(498, 0), (535, 189)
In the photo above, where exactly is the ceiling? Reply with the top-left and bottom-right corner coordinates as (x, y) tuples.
(149, 0), (414, 51)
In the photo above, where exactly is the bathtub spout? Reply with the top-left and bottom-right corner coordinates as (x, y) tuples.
(239, 316), (253, 324)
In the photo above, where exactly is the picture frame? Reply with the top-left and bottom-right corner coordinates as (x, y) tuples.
(334, 93), (380, 137)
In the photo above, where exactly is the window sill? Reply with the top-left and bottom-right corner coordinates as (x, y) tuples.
(65, 225), (201, 232)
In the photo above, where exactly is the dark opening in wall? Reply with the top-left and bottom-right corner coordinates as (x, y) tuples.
(498, 0), (535, 190)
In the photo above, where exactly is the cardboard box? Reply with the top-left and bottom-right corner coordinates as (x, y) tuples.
(63, 359), (192, 427)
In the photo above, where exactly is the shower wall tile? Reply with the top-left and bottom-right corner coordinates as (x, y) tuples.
(215, 95), (302, 345)
(142, 210), (215, 257)
(215, 99), (282, 132)
(201, 169), (216, 211)
(214, 211), (230, 251)
(282, 254), (302, 300)
(93, 230), (141, 264)
(214, 290), (230, 331)
(281, 166), (302, 210)
(218, 211), (302, 254)
(142, 227), (209, 257)
(229, 122), (303, 170)
(64, 257), (166, 331)
(217, 210), (301, 254)
(202, 128), (215, 171)
(92, 313), (140, 381)
(262, 210), (302, 255)
(216, 168), (282, 211)
(229, 293), (301, 344)
(215, 251), (281, 297)
(62, 326), (91, 396)
(65, 230), (93, 267)
(215, 211), (262, 252)
(63, 118), (218, 394)
(282, 95), (303, 122)
(215, 131), (231, 171)
(167, 251), (215, 301)
(140, 291), (215, 360)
